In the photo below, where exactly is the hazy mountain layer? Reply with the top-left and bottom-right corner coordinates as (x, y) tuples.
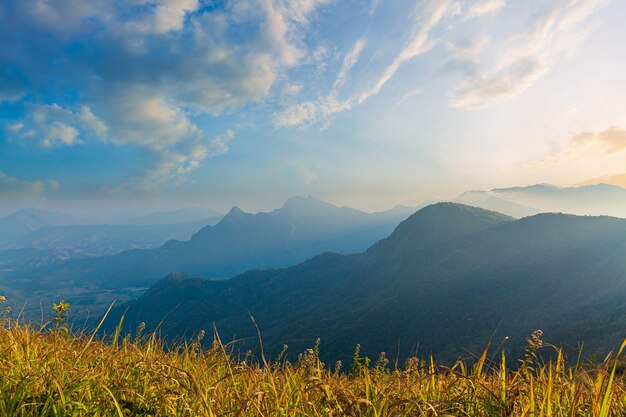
(457, 183), (626, 218)
(104, 203), (626, 364)
(9, 218), (221, 257)
(10, 197), (417, 290)
(121, 208), (222, 226)
(0, 208), (88, 247)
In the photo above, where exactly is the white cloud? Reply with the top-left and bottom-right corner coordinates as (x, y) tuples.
(148, 0), (200, 34)
(445, 36), (490, 75)
(274, 1), (453, 128)
(334, 38), (366, 89)
(450, 0), (605, 109)
(0, 83), (25, 103)
(0, 0), (335, 187)
(281, 84), (304, 96)
(11, 103), (107, 148)
(357, 1), (452, 104)
(392, 87), (423, 109)
(575, 126), (626, 153)
(42, 122), (81, 148)
(273, 92), (351, 127)
(95, 90), (196, 151)
(0, 171), (58, 202)
(463, 0), (505, 21)
(140, 130), (236, 190)
(369, 0), (380, 17)
(527, 126), (626, 169)
(6, 122), (23, 133)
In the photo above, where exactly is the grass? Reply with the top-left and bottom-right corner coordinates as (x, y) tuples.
(1, 299), (626, 416)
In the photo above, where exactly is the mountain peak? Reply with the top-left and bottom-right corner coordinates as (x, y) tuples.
(369, 202), (513, 256)
(281, 195), (334, 211)
(224, 205), (246, 217)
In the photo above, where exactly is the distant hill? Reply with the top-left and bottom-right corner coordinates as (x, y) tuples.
(121, 208), (222, 226)
(15, 196), (418, 289)
(0, 217), (222, 266)
(0, 208), (87, 248)
(457, 183), (626, 218)
(455, 194), (540, 218)
(104, 203), (626, 364)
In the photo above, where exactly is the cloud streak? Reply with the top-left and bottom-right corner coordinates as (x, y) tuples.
(463, 0), (506, 21)
(357, 1), (451, 104)
(334, 38), (366, 89)
(450, 0), (604, 109)
(528, 126), (626, 169)
(274, 1), (453, 127)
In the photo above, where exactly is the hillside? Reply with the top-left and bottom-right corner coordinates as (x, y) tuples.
(105, 203), (626, 364)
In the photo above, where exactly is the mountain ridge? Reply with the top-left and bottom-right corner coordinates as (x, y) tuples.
(102, 203), (626, 363)
(11, 196), (419, 290)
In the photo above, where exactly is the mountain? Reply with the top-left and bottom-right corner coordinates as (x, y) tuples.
(13, 196), (418, 290)
(458, 183), (626, 218)
(104, 203), (626, 364)
(0, 208), (87, 248)
(0, 218), (222, 264)
(455, 193), (540, 218)
(122, 208), (222, 226)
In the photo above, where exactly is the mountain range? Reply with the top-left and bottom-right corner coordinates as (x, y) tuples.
(8, 196), (417, 291)
(0, 208), (88, 248)
(121, 207), (223, 226)
(456, 183), (626, 218)
(103, 203), (626, 364)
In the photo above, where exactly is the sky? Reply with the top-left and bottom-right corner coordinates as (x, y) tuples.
(1, 0), (626, 216)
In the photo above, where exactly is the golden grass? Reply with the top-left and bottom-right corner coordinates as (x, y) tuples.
(0, 303), (625, 416)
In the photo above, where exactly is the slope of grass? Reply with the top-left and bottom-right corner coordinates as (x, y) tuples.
(1, 301), (626, 416)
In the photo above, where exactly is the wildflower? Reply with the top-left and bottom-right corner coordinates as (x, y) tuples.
(333, 360), (342, 375)
(405, 357), (420, 373)
(529, 329), (543, 349)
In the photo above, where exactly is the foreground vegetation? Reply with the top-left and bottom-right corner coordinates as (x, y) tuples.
(1, 300), (626, 416)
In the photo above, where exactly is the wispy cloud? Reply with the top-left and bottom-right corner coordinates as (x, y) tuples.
(334, 38), (367, 89)
(122, 130), (236, 194)
(463, 0), (506, 21)
(392, 87), (423, 109)
(0, 171), (58, 202)
(450, 0), (605, 109)
(357, 1), (451, 104)
(579, 172), (626, 188)
(274, 1), (453, 127)
(369, 0), (380, 17)
(527, 126), (626, 169)
(445, 36), (490, 75)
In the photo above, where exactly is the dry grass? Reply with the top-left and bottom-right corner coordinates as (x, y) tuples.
(0, 300), (625, 416)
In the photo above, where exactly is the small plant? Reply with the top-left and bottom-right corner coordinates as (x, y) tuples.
(373, 351), (390, 375)
(0, 295), (10, 326)
(519, 329), (544, 375)
(52, 299), (71, 332)
(350, 343), (371, 375)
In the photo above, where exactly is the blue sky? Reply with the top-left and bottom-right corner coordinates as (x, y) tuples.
(1, 0), (626, 215)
